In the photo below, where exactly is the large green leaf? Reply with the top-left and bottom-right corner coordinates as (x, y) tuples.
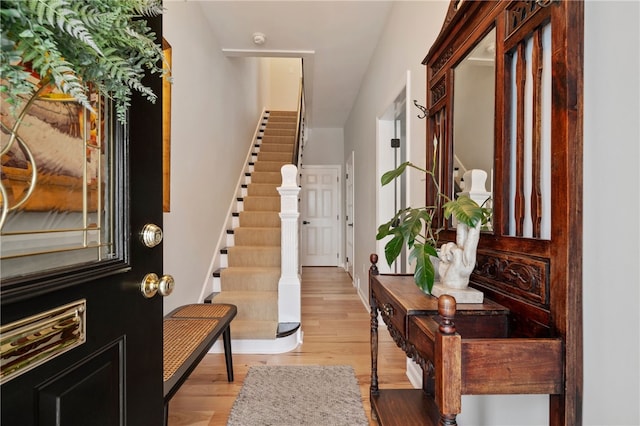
(443, 196), (490, 227)
(381, 162), (409, 186)
(400, 208), (426, 246)
(383, 233), (405, 267)
(409, 243), (437, 294)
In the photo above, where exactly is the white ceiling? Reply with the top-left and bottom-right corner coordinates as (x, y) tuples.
(195, 1), (395, 128)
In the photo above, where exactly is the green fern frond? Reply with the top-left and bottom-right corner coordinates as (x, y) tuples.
(131, 0), (163, 17)
(1, 0), (164, 123)
(24, 0), (103, 55)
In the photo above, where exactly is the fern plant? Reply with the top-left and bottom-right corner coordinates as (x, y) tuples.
(376, 159), (491, 294)
(0, 0), (165, 123)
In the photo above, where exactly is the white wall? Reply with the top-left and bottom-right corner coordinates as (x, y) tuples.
(346, 0), (640, 424)
(303, 128), (344, 165)
(264, 57), (302, 111)
(583, 1), (639, 424)
(344, 0), (447, 301)
(162, 3), (261, 314)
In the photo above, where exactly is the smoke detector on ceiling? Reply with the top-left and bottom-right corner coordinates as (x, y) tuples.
(253, 32), (266, 45)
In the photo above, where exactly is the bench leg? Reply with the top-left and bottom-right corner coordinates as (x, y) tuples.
(163, 401), (168, 426)
(223, 326), (234, 382)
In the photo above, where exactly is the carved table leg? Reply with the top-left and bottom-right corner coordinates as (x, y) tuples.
(370, 303), (379, 395)
(370, 254), (380, 397)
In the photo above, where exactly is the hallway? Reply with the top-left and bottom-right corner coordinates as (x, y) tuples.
(167, 267), (414, 425)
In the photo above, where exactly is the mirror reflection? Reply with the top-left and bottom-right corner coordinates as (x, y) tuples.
(452, 28), (496, 214)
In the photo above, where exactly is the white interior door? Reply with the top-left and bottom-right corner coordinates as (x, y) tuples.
(300, 165), (340, 266)
(345, 152), (355, 278)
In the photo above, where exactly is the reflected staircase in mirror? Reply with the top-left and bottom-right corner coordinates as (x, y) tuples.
(210, 111), (301, 353)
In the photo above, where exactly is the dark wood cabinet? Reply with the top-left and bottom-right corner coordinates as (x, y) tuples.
(369, 265), (563, 425)
(378, 0), (584, 423)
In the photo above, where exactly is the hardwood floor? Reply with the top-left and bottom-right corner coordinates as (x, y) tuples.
(167, 266), (415, 426)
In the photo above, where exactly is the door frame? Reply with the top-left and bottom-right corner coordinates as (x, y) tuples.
(376, 71), (412, 274)
(345, 152), (355, 281)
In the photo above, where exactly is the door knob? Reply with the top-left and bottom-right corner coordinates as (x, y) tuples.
(158, 275), (175, 296)
(303, 221), (310, 224)
(140, 273), (175, 298)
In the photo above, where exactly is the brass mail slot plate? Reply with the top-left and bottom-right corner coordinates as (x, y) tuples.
(0, 299), (86, 384)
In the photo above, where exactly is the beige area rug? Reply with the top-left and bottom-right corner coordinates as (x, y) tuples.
(226, 365), (369, 426)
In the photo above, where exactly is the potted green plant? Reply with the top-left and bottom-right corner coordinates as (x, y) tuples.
(376, 160), (491, 295)
(1, 0), (165, 123)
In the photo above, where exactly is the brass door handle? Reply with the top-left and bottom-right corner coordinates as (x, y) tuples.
(140, 223), (163, 248)
(140, 273), (175, 298)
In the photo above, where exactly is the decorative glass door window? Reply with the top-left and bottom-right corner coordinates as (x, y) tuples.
(1, 87), (115, 279)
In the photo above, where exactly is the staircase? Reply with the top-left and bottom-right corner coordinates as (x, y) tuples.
(212, 110), (300, 352)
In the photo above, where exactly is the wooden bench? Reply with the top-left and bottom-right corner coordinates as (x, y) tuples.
(163, 303), (237, 425)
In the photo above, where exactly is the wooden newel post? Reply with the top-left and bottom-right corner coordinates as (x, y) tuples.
(435, 295), (461, 426)
(277, 164), (301, 323)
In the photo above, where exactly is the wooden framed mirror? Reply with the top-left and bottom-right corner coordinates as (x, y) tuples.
(424, 1), (583, 423)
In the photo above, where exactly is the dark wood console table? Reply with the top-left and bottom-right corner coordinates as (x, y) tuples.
(369, 260), (563, 425)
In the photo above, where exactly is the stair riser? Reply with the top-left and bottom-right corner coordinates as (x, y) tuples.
(257, 152), (292, 162)
(238, 212), (281, 227)
(220, 274), (279, 291)
(243, 197), (279, 212)
(214, 295), (278, 321)
(268, 111), (297, 117)
(253, 162), (289, 172)
(233, 228), (281, 246)
(261, 136), (295, 144)
(250, 172), (283, 184)
(259, 144), (295, 153)
(267, 115), (297, 120)
(232, 306), (278, 321)
(227, 248), (280, 267)
(263, 129), (295, 137)
(264, 122), (296, 130)
(247, 184), (279, 197)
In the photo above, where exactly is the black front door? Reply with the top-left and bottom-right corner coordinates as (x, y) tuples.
(1, 16), (165, 426)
